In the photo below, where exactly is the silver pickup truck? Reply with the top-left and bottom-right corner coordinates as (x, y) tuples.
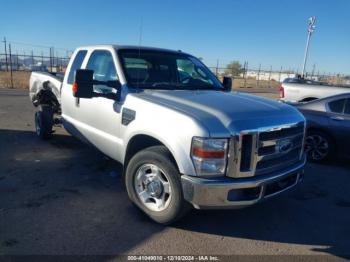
(280, 78), (350, 102)
(29, 45), (306, 224)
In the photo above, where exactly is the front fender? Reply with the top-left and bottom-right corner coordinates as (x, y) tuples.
(121, 96), (209, 176)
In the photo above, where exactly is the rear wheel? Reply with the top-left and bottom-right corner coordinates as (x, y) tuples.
(305, 130), (334, 162)
(125, 146), (191, 224)
(35, 105), (54, 139)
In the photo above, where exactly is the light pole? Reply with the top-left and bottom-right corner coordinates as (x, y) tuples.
(301, 16), (316, 78)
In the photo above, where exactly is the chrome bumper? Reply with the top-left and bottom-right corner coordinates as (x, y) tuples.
(181, 156), (306, 209)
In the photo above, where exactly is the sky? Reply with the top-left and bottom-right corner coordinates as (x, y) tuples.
(1, 0), (350, 74)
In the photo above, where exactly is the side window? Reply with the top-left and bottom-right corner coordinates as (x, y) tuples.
(344, 99), (350, 115)
(123, 57), (149, 83)
(328, 99), (346, 114)
(86, 50), (118, 93)
(67, 50), (87, 84)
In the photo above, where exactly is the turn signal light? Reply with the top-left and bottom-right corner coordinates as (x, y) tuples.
(192, 147), (226, 158)
(191, 137), (228, 176)
(72, 82), (78, 93)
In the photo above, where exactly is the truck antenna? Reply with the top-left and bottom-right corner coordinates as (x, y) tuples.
(138, 17), (143, 48)
(136, 17), (143, 88)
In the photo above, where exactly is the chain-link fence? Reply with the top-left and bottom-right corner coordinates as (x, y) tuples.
(0, 52), (70, 89)
(208, 65), (350, 89)
(1, 39), (349, 89)
(0, 39), (72, 89)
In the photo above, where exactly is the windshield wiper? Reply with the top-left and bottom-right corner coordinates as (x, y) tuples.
(132, 82), (223, 91)
(152, 82), (182, 88)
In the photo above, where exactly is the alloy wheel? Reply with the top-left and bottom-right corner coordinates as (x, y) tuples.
(134, 164), (172, 212)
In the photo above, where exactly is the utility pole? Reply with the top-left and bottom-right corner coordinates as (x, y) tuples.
(3, 37), (9, 71)
(301, 16), (316, 78)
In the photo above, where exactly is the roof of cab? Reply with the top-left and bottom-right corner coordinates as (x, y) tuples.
(77, 44), (191, 56)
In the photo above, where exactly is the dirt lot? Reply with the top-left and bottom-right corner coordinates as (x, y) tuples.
(0, 88), (350, 259)
(0, 72), (31, 89)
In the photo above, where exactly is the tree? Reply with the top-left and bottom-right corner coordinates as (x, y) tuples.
(225, 61), (244, 76)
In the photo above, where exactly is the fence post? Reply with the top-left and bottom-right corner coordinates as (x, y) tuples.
(279, 66), (282, 82)
(244, 62), (248, 88)
(215, 59), (219, 77)
(31, 50), (34, 66)
(257, 64), (261, 87)
(3, 37), (9, 71)
(49, 47), (53, 72)
(16, 52), (19, 70)
(9, 43), (13, 89)
(231, 64), (234, 78)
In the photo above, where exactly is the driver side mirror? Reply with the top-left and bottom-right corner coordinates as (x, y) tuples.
(73, 69), (122, 100)
(73, 69), (94, 99)
(222, 76), (232, 91)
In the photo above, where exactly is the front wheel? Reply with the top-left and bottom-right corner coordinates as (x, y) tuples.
(305, 130), (334, 163)
(125, 146), (191, 224)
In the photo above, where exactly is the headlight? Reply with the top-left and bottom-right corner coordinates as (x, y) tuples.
(191, 137), (228, 177)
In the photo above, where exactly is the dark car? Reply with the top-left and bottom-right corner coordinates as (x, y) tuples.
(295, 93), (350, 162)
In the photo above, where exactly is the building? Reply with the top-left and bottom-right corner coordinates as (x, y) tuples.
(242, 71), (296, 82)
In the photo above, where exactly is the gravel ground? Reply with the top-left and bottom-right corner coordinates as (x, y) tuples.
(0, 88), (349, 260)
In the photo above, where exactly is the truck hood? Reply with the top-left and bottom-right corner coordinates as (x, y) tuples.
(134, 90), (305, 136)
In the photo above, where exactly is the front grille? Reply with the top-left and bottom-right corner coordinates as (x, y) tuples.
(227, 122), (305, 178)
(258, 134), (303, 156)
(256, 148), (300, 170)
(259, 125), (304, 141)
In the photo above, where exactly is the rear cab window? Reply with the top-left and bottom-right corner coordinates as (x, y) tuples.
(328, 99), (346, 114)
(67, 50), (88, 84)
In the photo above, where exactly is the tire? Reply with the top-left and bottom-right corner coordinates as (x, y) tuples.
(125, 146), (191, 224)
(305, 130), (334, 163)
(35, 105), (54, 139)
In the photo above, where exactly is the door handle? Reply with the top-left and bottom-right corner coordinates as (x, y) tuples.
(330, 116), (344, 121)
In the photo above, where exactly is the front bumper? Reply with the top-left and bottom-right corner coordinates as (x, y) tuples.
(181, 156), (306, 209)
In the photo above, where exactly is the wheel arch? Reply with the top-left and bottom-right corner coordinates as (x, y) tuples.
(32, 81), (61, 114)
(124, 134), (180, 173)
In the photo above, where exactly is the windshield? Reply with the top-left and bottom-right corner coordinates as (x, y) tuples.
(118, 49), (223, 90)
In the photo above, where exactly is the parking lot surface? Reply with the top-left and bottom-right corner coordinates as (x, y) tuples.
(0, 88), (349, 258)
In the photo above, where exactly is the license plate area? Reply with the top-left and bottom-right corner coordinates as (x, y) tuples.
(264, 173), (298, 197)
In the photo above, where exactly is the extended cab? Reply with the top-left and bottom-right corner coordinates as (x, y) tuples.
(30, 45), (306, 224)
